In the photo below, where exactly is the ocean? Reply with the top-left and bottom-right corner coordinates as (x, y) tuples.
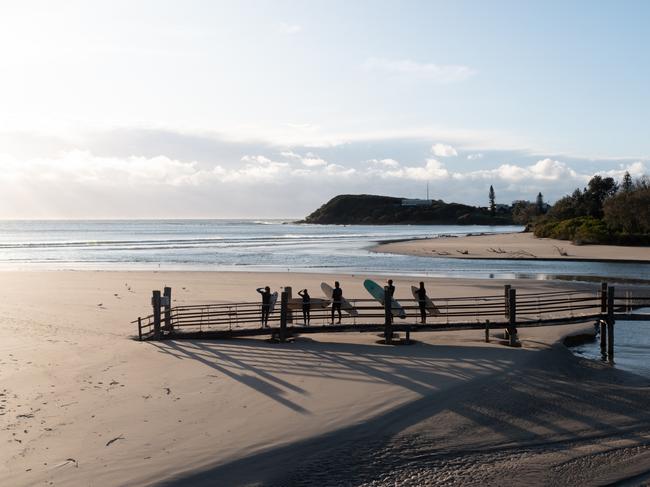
(571, 310), (650, 378)
(0, 219), (648, 283)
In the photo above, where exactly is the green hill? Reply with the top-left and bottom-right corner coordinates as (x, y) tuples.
(299, 194), (513, 225)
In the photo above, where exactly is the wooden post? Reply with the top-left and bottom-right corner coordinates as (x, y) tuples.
(138, 317), (142, 341)
(508, 288), (517, 346)
(384, 286), (393, 344)
(600, 282), (608, 314)
(504, 284), (511, 318)
(285, 286), (293, 324)
(163, 286), (172, 333)
(485, 320), (490, 343)
(607, 286), (615, 362)
(280, 291), (288, 343)
(152, 290), (161, 340)
(405, 325), (410, 345)
(599, 320), (607, 359)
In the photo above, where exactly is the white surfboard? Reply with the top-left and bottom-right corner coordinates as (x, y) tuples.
(321, 282), (359, 317)
(268, 292), (278, 313)
(287, 297), (331, 310)
(410, 286), (441, 316)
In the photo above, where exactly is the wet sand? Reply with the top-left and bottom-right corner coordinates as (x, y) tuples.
(0, 271), (648, 486)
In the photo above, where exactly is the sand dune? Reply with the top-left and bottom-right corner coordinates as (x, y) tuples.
(0, 271), (648, 486)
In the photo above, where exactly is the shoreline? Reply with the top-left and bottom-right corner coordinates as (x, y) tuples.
(1, 270), (649, 486)
(374, 231), (650, 263)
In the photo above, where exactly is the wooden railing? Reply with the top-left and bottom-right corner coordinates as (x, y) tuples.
(133, 283), (650, 347)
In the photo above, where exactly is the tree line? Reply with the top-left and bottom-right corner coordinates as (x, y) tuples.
(532, 172), (650, 245)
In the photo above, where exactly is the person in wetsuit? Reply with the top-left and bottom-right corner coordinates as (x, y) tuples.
(331, 281), (343, 324)
(298, 288), (311, 325)
(416, 281), (427, 324)
(256, 286), (271, 327)
(386, 279), (396, 323)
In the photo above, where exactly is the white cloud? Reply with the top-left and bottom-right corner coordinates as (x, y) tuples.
(458, 158), (584, 183)
(600, 161), (647, 179)
(467, 153), (484, 160)
(279, 23), (302, 34)
(367, 158), (401, 168)
(0, 150), (201, 186)
(280, 150), (302, 160)
(383, 159), (450, 181)
(323, 163), (356, 177)
(280, 150), (327, 166)
(362, 57), (476, 83)
(0, 140), (646, 218)
(300, 152), (326, 167)
(431, 143), (458, 157)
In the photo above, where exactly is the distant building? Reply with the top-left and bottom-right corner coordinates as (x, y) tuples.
(495, 203), (510, 211)
(401, 199), (433, 206)
(511, 199), (531, 206)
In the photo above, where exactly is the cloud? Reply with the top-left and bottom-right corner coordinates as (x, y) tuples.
(279, 23), (302, 34)
(458, 158), (584, 183)
(381, 159), (451, 181)
(0, 150), (201, 186)
(367, 158), (400, 168)
(281, 150), (327, 166)
(600, 161), (647, 179)
(431, 143), (458, 157)
(362, 57), (476, 83)
(301, 152), (328, 167)
(323, 163), (356, 177)
(280, 150), (301, 160)
(467, 153), (484, 160)
(0, 127), (646, 218)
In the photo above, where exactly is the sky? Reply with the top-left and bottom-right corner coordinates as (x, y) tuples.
(0, 0), (648, 218)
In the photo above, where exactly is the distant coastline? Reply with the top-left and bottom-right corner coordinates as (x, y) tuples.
(299, 194), (514, 225)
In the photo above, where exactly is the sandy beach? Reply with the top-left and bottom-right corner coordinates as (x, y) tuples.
(375, 231), (650, 262)
(1, 271), (650, 486)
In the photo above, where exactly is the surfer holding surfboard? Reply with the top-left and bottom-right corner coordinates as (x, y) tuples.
(415, 282), (427, 323)
(410, 282), (440, 322)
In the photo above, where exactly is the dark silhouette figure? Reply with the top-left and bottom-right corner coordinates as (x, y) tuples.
(386, 279), (396, 323)
(387, 279), (395, 298)
(298, 289), (311, 325)
(256, 286), (271, 327)
(331, 281), (342, 324)
(416, 281), (427, 324)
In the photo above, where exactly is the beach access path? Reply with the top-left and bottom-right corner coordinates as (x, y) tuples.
(374, 231), (650, 262)
(0, 271), (649, 486)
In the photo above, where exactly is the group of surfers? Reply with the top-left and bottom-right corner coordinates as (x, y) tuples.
(255, 280), (431, 327)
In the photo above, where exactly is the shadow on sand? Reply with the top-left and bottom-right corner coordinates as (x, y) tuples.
(151, 337), (650, 486)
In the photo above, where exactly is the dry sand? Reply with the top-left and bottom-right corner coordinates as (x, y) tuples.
(375, 231), (650, 262)
(0, 271), (649, 486)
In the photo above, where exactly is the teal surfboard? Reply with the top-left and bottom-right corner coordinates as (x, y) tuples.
(363, 279), (406, 319)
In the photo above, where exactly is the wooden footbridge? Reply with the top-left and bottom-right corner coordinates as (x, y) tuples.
(134, 283), (650, 360)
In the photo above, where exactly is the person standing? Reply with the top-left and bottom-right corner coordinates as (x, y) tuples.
(416, 281), (427, 324)
(386, 279), (396, 323)
(256, 286), (271, 327)
(387, 279), (395, 297)
(298, 288), (311, 325)
(331, 281), (343, 324)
